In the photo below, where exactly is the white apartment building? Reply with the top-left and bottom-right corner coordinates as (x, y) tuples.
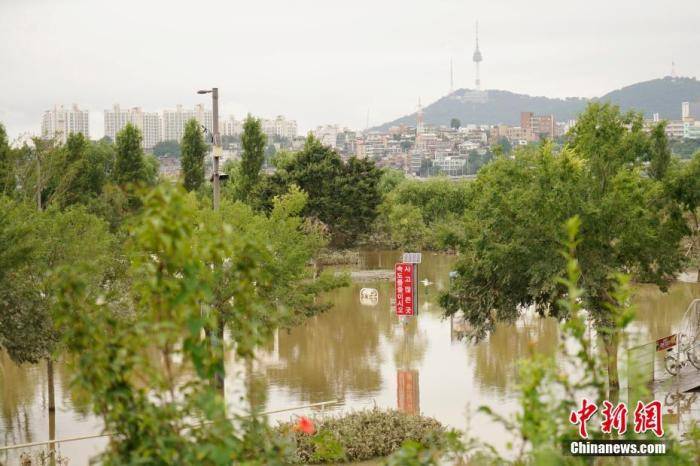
(220, 116), (244, 137)
(41, 104), (89, 144)
(162, 104), (213, 142)
(104, 104), (162, 149)
(666, 121), (686, 139)
(312, 125), (342, 148)
(262, 116), (297, 140)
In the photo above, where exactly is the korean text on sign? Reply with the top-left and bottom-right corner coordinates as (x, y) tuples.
(395, 263), (414, 316)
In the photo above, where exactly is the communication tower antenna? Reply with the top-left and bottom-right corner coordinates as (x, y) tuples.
(472, 21), (483, 90)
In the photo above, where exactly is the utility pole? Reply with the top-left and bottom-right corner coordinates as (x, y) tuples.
(197, 87), (221, 210)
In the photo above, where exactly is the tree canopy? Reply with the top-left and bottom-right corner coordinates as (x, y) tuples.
(115, 123), (149, 186)
(440, 103), (688, 392)
(239, 115), (267, 201)
(180, 118), (207, 191)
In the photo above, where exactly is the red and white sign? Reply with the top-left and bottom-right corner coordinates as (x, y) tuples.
(395, 263), (414, 316)
(656, 334), (677, 352)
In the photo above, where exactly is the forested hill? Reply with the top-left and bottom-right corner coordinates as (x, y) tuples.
(373, 76), (700, 130)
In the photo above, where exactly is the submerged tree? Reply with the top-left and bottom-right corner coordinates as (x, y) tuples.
(667, 151), (700, 281)
(441, 103), (687, 395)
(0, 202), (113, 414)
(53, 184), (292, 465)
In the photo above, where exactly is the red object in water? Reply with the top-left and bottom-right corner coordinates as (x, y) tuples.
(295, 416), (315, 435)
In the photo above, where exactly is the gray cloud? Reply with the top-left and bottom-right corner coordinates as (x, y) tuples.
(1, 0), (698, 140)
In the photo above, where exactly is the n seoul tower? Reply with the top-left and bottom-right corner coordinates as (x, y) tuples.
(472, 21), (483, 90)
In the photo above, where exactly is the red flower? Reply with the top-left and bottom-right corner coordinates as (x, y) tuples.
(295, 416), (315, 435)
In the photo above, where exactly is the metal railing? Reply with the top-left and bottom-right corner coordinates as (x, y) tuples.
(0, 399), (339, 453)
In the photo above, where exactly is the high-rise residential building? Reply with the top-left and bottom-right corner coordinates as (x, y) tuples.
(41, 104), (89, 144)
(220, 116), (243, 137)
(104, 104), (162, 149)
(162, 104), (213, 142)
(682, 102), (691, 121)
(312, 125), (342, 148)
(261, 115), (298, 140)
(681, 101), (700, 122)
(666, 121), (685, 139)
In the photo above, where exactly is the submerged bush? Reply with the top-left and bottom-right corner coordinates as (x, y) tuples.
(277, 408), (445, 463)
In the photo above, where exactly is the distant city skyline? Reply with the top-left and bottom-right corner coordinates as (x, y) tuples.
(2, 0), (699, 140)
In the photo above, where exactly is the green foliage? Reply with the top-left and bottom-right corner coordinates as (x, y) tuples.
(670, 138), (700, 159)
(239, 115), (267, 202)
(386, 219), (700, 465)
(180, 118), (207, 191)
(52, 133), (116, 208)
(378, 178), (472, 250)
(114, 123), (149, 186)
(442, 104), (687, 395)
(278, 409), (445, 463)
(497, 136), (512, 154)
(667, 152), (700, 274)
(200, 185), (345, 324)
(378, 168), (406, 195)
(0, 203), (113, 364)
(443, 106), (686, 345)
(0, 123), (14, 195)
(450, 118), (461, 129)
(648, 122), (672, 180)
(152, 139), (181, 157)
(254, 135), (382, 247)
(52, 184), (292, 465)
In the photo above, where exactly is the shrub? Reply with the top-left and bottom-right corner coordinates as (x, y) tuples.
(277, 408), (445, 463)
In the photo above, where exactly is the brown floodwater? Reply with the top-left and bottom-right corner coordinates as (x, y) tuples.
(2, 250), (700, 465)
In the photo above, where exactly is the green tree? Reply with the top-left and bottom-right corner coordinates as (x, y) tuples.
(198, 185), (344, 326)
(668, 151), (700, 281)
(387, 219), (700, 465)
(279, 136), (382, 247)
(648, 121), (672, 180)
(450, 118), (461, 130)
(497, 136), (512, 155)
(377, 168), (405, 196)
(52, 184), (292, 465)
(51, 133), (114, 208)
(180, 118), (207, 191)
(0, 123), (14, 195)
(442, 105), (687, 395)
(0, 203), (114, 416)
(239, 115), (267, 202)
(378, 177), (472, 249)
(114, 123), (148, 185)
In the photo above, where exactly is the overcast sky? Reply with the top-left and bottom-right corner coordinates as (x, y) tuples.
(1, 0), (699, 140)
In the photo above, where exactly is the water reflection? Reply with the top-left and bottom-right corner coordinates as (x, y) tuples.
(470, 316), (559, 395)
(2, 251), (700, 465)
(397, 370), (420, 415)
(262, 283), (389, 404)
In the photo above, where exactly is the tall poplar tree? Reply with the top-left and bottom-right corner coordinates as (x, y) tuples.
(114, 123), (147, 185)
(239, 115), (267, 201)
(180, 118), (207, 191)
(0, 123), (14, 195)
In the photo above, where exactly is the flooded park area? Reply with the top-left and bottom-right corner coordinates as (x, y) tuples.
(2, 250), (700, 464)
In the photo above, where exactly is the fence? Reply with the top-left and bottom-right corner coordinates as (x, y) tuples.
(0, 399), (339, 454)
